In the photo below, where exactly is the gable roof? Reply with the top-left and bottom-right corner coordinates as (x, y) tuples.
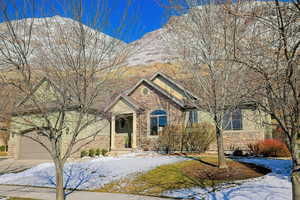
(150, 72), (198, 100)
(104, 94), (145, 113)
(13, 77), (108, 117)
(16, 77), (62, 107)
(125, 78), (188, 109)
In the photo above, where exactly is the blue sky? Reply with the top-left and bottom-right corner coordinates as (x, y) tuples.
(0, 0), (293, 43)
(0, 0), (169, 43)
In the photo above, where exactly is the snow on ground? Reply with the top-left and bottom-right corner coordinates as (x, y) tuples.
(164, 158), (292, 200)
(0, 152), (186, 190)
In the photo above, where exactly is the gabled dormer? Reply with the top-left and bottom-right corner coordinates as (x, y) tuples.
(150, 72), (198, 101)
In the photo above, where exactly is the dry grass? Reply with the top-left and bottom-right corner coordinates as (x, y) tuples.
(1, 197), (39, 200)
(94, 156), (270, 196)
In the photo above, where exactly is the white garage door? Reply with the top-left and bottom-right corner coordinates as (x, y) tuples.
(19, 136), (51, 160)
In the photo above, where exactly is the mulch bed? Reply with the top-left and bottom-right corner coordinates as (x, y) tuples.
(182, 159), (271, 181)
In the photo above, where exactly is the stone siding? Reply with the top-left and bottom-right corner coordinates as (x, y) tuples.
(114, 134), (128, 149)
(209, 130), (265, 151)
(130, 82), (185, 151)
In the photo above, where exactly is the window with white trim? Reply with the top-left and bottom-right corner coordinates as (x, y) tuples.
(150, 110), (167, 136)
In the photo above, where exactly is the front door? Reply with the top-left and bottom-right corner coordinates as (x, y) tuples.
(115, 114), (133, 148)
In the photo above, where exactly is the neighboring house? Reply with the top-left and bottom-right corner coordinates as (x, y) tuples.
(8, 72), (270, 159)
(8, 78), (110, 160)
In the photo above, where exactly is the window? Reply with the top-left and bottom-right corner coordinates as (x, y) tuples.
(119, 118), (126, 129)
(188, 110), (198, 124)
(223, 109), (243, 130)
(150, 110), (167, 136)
(142, 87), (149, 95)
(116, 117), (127, 133)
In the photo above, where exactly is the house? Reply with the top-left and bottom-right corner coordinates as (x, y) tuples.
(8, 77), (111, 160)
(8, 72), (270, 159)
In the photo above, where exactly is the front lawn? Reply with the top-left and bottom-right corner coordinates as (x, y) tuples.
(95, 155), (270, 196)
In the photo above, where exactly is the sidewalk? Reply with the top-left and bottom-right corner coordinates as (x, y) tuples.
(0, 185), (173, 200)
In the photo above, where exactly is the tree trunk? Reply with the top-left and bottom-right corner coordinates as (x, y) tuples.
(291, 142), (300, 200)
(292, 167), (300, 200)
(216, 127), (227, 168)
(54, 160), (65, 200)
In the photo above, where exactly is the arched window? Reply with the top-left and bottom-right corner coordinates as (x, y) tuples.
(150, 110), (167, 136)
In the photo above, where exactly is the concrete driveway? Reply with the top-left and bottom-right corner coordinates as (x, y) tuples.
(0, 159), (50, 175)
(0, 185), (173, 200)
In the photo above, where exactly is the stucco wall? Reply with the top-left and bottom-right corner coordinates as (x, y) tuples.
(62, 111), (110, 157)
(110, 99), (134, 115)
(0, 133), (7, 147)
(152, 77), (185, 100)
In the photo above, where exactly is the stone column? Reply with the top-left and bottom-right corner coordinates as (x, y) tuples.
(132, 113), (137, 149)
(111, 115), (116, 150)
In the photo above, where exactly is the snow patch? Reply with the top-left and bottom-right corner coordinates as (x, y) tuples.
(0, 152), (186, 190)
(164, 158), (292, 200)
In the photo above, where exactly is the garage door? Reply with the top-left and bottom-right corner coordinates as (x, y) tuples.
(18, 136), (51, 160)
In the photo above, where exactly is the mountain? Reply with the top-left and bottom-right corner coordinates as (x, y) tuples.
(125, 28), (178, 67)
(0, 15), (127, 70)
(0, 15), (179, 71)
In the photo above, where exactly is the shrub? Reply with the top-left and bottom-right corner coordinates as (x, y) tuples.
(248, 143), (260, 156)
(101, 149), (108, 156)
(0, 146), (6, 152)
(80, 150), (87, 158)
(88, 148), (95, 157)
(182, 122), (216, 153)
(233, 149), (243, 156)
(158, 124), (184, 154)
(259, 139), (290, 157)
(157, 122), (216, 154)
(95, 148), (101, 156)
(272, 127), (288, 143)
(248, 139), (290, 157)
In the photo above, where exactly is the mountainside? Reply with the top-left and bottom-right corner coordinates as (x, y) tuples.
(0, 15), (127, 70)
(0, 1), (294, 72)
(0, 15), (180, 71)
(125, 28), (178, 67)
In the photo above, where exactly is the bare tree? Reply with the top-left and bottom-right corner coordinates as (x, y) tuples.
(0, 0), (136, 199)
(161, 0), (247, 168)
(0, 83), (16, 151)
(224, 0), (300, 199)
